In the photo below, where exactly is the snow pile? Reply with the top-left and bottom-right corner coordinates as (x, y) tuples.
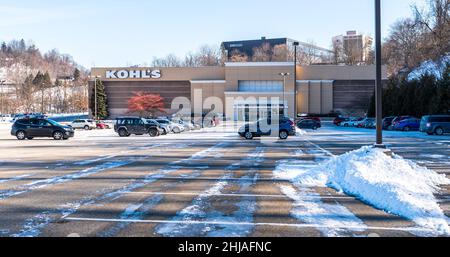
(408, 54), (450, 81)
(282, 146), (450, 235)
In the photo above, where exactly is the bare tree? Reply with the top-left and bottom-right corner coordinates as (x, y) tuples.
(297, 40), (320, 65)
(229, 49), (249, 62)
(252, 43), (272, 62)
(413, 0), (450, 59)
(272, 44), (290, 62)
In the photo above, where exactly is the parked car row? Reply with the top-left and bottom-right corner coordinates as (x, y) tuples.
(333, 115), (450, 135)
(69, 119), (111, 130)
(113, 117), (204, 138)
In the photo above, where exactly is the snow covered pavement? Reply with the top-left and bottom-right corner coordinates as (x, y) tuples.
(0, 122), (449, 237)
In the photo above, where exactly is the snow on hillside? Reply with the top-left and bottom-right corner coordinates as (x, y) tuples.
(408, 55), (450, 81)
(275, 146), (450, 236)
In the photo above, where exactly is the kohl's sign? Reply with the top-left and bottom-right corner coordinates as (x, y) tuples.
(105, 69), (161, 79)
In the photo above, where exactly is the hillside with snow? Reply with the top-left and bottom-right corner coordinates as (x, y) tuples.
(408, 54), (450, 81)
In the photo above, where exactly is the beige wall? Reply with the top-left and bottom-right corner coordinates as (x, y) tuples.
(297, 65), (388, 80)
(297, 80), (334, 115)
(90, 63), (385, 118)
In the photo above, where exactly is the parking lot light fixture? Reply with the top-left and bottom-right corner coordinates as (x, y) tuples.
(89, 75), (101, 121)
(293, 42), (299, 119)
(0, 80), (6, 115)
(279, 73), (290, 117)
(374, 0), (385, 149)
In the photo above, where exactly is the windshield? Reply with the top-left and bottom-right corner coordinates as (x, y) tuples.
(47, 119), (62, 126)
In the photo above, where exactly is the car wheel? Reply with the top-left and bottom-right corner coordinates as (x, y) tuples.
(53, 131), (64, 140)
(344, 124), (349, 127)
(435, 127), (444, 136)
(149, 129), (158, 137)
(118, 129), (128, 137)
(312, 126), (318, 130)
(84, 125), (90, 130)
(244, 132), (253, 140)
(279, 130), (289, 140)
(173, 127), (181, 134)
(403, 126), (410, 132)
(16, 131), (26, 140)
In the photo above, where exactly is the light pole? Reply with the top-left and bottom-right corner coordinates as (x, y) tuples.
(293, 41), (299, 119)
(93, 75), (101, 121)
(279, 72), (290, 117)
(0, 80), (5, 116)
(375, 0), (384, 148)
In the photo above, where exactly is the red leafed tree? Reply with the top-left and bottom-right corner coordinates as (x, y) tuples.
(127, 92), (165, 117)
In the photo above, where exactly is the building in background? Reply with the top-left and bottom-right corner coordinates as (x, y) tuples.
(332, 31), (374, 65)
(90, 63), (387, 120)
(221, 37), (333, 64)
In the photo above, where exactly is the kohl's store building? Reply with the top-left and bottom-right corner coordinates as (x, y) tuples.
(90, 62), (387, 120)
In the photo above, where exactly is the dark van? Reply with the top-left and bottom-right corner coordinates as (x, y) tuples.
(420, 115), (450, 135)
(11, 118), (75, 140)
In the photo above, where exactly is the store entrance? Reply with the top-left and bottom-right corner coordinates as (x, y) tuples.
(234, 104), (285, 122)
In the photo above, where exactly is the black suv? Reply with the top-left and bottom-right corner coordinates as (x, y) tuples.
(11, 118), (74, 140)
(114, 117), (162, 137)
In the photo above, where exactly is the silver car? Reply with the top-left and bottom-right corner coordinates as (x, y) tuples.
(70, 119), (96, 130)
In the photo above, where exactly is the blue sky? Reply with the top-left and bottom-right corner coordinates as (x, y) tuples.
(0, 0), (426, 68)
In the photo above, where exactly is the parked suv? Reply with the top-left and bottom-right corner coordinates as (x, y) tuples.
(238, 117), (296, 140)
(114, 117), (162, 137)
(11, 118), (74, 140)
(420, 115), (450, 135)
(70, 119), (96, 130)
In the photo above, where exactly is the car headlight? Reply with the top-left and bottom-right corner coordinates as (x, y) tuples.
(426, 123), (431, 127)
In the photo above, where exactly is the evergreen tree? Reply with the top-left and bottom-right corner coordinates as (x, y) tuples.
(19, 39), (26, 51)
(1, 42), (6, 53)
(89, 79), (108, 119)
(431, 65), (450, 114)
(73, 68), (80, 81)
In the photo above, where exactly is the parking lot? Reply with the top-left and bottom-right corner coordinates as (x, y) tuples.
(0, 121), (449, 237)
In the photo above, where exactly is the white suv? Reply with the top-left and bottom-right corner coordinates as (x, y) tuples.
(71, 119), (96, 130)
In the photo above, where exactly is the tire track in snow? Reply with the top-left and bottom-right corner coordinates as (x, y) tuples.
(95, 143), (233, 236)
(0, 174), (32, 185)
(280, 185), (367, 237)
(155, 147), (265, 237)
(0, 144), (169, 201)
(10, 142), (227, 237)
(274, 147), (367, 237)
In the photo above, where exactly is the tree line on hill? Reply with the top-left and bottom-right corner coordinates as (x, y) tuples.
(0, 39), (88, 114)
(367, 0), (450, 118)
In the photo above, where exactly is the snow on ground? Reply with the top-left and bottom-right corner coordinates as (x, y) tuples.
(156, 147), (265, 237)
(275, 145), (450, 236)
(275, 148), (367, 237)
(281, 185), (367, 237)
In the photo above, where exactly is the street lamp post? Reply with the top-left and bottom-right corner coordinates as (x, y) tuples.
(293, 41), (299, 119)
(93, 76), (100, 121)
(375, 0), (385, 148)
(279, 73), (290, 117)
(0, 80), (5, 116)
